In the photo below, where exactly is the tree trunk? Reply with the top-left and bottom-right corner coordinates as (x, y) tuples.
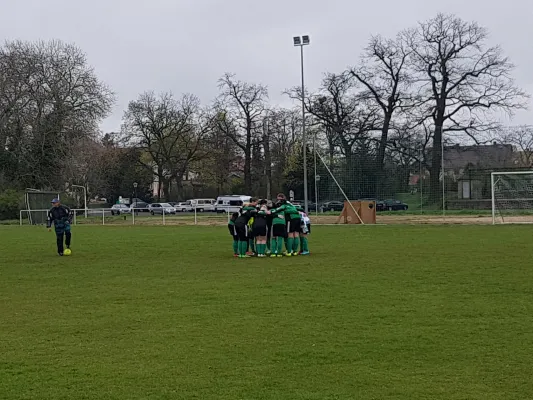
(244, 125), (252, 193)
(430, 121), (444, 207)
(162, 176), (171, 201)
(244, 149), (252, 193)
(375, 113), (392, 197)
(156, 165), (164, 201)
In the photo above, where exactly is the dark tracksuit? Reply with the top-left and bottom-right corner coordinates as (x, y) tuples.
(47, 205), (73, 254)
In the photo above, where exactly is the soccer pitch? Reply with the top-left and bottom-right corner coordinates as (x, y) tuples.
(1, 225), (533, 399)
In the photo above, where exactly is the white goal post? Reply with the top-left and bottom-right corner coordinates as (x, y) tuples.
(491, 171), (533, 224)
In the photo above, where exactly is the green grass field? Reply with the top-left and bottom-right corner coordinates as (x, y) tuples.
(1, 225), (533, 399)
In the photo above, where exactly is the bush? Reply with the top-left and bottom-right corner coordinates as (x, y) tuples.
(0, 189), (23, 220)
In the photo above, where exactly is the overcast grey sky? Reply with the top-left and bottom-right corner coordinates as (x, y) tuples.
(0, 0), (531, 132)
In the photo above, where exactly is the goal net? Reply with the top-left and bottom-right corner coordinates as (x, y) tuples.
(491, 171), (533, 224)
(25, 190), (60, 225)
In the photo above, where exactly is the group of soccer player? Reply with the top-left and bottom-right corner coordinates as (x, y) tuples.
(228, 193), (311, 258)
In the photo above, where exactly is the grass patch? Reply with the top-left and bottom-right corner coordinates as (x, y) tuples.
(1, 225), (533, 399)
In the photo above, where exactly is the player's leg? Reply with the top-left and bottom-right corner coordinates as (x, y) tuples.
(248, 233), (256, 256)
(301, 223), (310, 255)
(229, 225), (238, 256)
(259, 223), (269, 256)
(271, 225), (280, 256)
(285, 221), (294, 257)
(266, 225), (272, 255)
(65, 225), (72, 250)
(237, 225), (249, 258)
(291, 219), (301, 255)
(55, 228), (65, 255)
(257, 236), (266, 256)
(233, 235), (239, 256)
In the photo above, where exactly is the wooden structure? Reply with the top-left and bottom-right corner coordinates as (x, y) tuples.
(336, 200), (376, 225)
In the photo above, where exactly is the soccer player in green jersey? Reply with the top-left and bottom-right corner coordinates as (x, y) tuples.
(235, 199), (258, 258)
(228, 212), (239, 257)
(252, 199), (269, 257)
(270, 193), (302, 256)
(242, 199), (258, 255)
(270, 201), (287, 257)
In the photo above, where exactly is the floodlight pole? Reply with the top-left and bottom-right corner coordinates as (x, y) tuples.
(441, 133), (445, 218)
(313, 129), (318, 216)
(294, 35), (310, 213)
(71, 184), (87, 218)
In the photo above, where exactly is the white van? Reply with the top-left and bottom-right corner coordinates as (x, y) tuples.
(215, 195), (252, 214)
(190, 198), (216, 212)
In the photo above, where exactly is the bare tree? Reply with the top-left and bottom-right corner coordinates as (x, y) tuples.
(217, 73), (268, 193)
(265, 108), (301, 194)
(406, 13), (529, 203)
(349, 34), (411, 172)
(193, 110), (240, 194)
(0, 40), (114, 190)
(121, 92), (207, 200)
(499, 126), (533, 167)
(305, 74), (379, 162)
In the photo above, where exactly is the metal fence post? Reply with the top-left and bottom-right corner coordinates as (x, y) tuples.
(19, 210), (23, 226)
(162, 208), (166, 225)
(102, 209), (105, 225)
(194, 207), (197, 225)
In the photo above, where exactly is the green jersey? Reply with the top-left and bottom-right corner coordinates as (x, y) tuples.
(271, 209), (286, 225)
(271, 202), (300, 221)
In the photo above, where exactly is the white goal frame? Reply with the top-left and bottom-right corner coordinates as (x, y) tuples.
(491, 170), (533, 225)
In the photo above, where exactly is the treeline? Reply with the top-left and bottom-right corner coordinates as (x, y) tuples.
(0, 13), (530, 218)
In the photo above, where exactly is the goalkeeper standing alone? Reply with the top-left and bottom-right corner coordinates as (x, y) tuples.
(47, 198), (73, 256)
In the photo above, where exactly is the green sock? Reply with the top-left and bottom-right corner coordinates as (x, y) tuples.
(233, 240), (238, 254)
(300, 237), (304, 250)
(286, 238), (294, 254)
(266, 239), (271, 251)
(239, 241), (247, 256)
(260, 244), (266, 255)
(293, 237), (299, 253)
(249, 239), (255, 253)
(302, 237), (309, 252)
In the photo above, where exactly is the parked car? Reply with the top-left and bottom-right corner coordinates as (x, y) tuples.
(177, 201), (193, 212)
(149, 203), (177, 215)
(111, 204), (132, 215)
(376, 199), (409, 212)
(168, 202), (179, 207)
(215, 195), (252, 214)
(190, 198), (216, 212)
(322, 201), (345, 212)
(131, 201), (150, 212)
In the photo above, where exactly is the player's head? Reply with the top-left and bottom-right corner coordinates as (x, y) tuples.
(51, 198), (60, 207)
(259, 199), (268, 206)
(250, 197), (258, 206)
(276, 193), (286, 202)
(231, 212), (239, 220)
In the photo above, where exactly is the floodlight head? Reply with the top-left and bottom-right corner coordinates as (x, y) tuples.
(293, 36), (301, 46)
(302, 35), (310, 45)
